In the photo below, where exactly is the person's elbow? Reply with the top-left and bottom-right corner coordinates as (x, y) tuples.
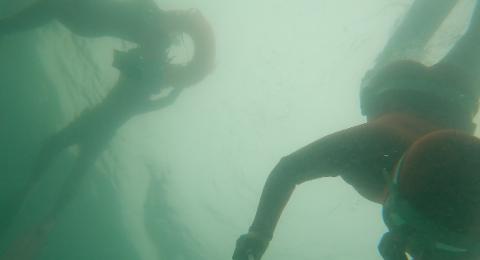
(267, 156), (306, 188)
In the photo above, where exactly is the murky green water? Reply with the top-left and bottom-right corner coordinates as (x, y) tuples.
(1, 0), (478, 259)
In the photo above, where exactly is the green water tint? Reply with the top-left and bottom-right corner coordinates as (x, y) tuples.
(1, 0), (478, 259)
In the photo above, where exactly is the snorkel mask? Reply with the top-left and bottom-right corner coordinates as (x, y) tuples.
(381, 157), (480, 259)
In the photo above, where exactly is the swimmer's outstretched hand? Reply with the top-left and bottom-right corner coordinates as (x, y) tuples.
(233, 232), (270, 260)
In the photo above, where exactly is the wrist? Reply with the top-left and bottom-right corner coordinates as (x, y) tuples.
(247, 229), (273, 243)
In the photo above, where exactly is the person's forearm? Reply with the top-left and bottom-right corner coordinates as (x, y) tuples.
(249, 159), (299, 239)
(248, 130), (352, 238)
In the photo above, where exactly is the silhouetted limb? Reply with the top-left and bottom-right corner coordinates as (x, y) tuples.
(437, 1), (480, 84)
(31, 131), (78, 184)
(0, 212), (55, 260)
(138, 87), (184, 114)
(17, 119), (83, 207)
(0, 0), (53, 37)
(375, 0), (459, 68)
(4, 125), (80, 230)
(0, 224), (50, 260)
(48, 141), (107, 222)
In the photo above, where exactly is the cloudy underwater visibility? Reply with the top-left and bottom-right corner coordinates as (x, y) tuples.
(1, 0), (480, 260)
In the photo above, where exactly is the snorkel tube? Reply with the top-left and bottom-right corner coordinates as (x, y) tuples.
(162, 9), (216, 88)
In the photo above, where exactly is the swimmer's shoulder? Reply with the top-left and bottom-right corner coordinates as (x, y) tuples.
(370, 113), (442, 141)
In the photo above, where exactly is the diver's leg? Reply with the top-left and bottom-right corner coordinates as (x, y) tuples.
(0, 124), (78, 236)
(375, 0), (458, 67)
(25, 108), (97, 198)
(10, 118), (84, 223)
(26, 127), (77, 196)
(0, 146), (100, 260)
(47, 144), (103, 222)
(437, 2), (480, 80)
(0, 0), (55, 37)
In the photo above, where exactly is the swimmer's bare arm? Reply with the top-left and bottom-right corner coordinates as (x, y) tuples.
(233, 122), (402, 259)
(247, 124), (382, 239)
(0, 0), (54, 36)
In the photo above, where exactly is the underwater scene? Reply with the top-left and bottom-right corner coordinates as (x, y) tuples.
(1, 0), (480, 259)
